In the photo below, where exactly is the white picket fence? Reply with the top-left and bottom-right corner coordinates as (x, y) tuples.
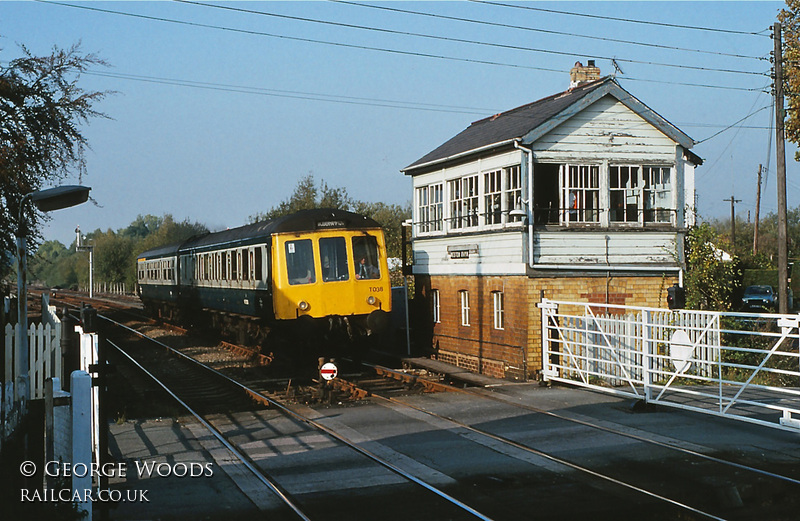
(82, 282), (128, 295)
(2, 295), (62, 443)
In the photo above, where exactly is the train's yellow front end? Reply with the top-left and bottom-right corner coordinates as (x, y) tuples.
(272, 227), (392, 334)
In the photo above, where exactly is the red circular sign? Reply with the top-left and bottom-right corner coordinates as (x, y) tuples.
(320, 362), (338, 381)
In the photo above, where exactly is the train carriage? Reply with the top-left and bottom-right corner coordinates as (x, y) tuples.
(136, 209), (392, 349)
(136, 243), (180, 319)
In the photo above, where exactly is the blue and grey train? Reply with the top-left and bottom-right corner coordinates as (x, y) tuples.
(136, 209), (392, 347)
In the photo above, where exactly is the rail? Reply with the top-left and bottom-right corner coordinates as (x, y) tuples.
(102, 314), (495, 521)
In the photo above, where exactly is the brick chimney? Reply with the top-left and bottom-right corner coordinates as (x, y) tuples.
(569, 60), (601, 89)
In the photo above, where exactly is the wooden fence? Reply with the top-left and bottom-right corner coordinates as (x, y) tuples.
(2, 296), (62, 444)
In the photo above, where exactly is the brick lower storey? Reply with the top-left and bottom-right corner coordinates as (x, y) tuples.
(415, 272), (678, 381)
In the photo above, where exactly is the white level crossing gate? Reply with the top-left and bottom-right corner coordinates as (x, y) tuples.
(539, 298), (800, 432)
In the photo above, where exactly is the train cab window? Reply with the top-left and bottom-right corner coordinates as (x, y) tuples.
(320, 237), (348, 282)
(285, 239), (316, 285)
(352, 235), (381, 280)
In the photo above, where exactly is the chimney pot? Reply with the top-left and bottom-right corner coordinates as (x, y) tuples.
(569, 59), (601, 89)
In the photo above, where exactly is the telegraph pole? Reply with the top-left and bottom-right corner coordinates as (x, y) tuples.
(753, 164), (762, 255)
(774, 22), (789, 313)
(723, 195), (741, 248)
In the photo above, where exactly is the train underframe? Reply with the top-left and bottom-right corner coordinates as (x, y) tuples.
(140, 297), (388, 363)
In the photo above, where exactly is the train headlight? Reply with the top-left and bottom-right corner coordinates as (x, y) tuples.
(367, 296), (377, 306)
(298, 300), (310, 311)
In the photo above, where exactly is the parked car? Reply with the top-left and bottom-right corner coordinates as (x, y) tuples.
(741, 285), (776, 312)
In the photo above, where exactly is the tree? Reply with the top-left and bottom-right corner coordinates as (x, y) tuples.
(685, 223), (742, 310)
(0, 43), (110, 271)
(250, 174), (354, 222)
(781, 2), (800, 160)
(353, 200), (411, 260)
(122, 214), (164, 240)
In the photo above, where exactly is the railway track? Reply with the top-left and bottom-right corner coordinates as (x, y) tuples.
(331, 362), (800, 520)
(355, 362), (800, 483)
(46, 291), (800, 519)
(101, 313), (496, 521)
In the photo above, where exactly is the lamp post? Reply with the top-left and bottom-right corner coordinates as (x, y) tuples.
(16, 185), (90, 410)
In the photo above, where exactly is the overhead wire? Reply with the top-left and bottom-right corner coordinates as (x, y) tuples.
(74, 67), (773, 133)
(32, 0), (575, 75)
(36, 0), (769, 92)
(29, 0), (787, 219)
(82, 70), (503, 115)
(174, 0), (768, 77)
(332, 0), (765, 61)
(764, 97), (775, 189)
(469, 0), (770, 37)
(34, 0), (778, 139)
(696, 105), (772, 145)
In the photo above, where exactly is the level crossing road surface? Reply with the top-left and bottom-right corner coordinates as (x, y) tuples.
(103, 369), (800, 521)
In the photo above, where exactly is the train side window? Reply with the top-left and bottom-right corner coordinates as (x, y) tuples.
(249, 249), (255, 280)
(320, 237), (348, 282)
(241, 249), (249, 281)
(352, 235), (381, 280)
(254, 247), (263, 281)
(285, 239), (316, 285)
(232, 250), (238, 281)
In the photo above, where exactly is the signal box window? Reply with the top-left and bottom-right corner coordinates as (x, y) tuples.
(320, 237), (349, 282)
(352, 235), (381, 280)
(492, 291), (505, 330)
(561, 165), (600, 223)
(285, 240), (316, 285)
(460, 290), (470, 326)
(644, 166), (672, 223)
(610, 166), (640, 223)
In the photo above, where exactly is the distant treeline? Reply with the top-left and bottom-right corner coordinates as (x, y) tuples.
(19, 175), (411, 291)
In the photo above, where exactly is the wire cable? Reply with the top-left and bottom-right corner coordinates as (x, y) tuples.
(175, 0), (768, 77)
(33, 0), (572, 75)
(83, 70), (503, 115)
(696, 105), (771, 144)
(333, 0), (765, 61)
(36, 0), (770, 91)
(470, 0), (770, 37)
(79, 67), (773, 133)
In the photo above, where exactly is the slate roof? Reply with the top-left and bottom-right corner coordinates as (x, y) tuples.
(403, 76), (699, 173)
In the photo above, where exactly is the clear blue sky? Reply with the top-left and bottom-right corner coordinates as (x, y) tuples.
(1, 1), (792, 246)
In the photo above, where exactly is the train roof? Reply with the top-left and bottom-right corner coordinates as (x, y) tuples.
(186, 208), (382, 251)
(136, 241), (183, 261)
(137, 209), (382, 258)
